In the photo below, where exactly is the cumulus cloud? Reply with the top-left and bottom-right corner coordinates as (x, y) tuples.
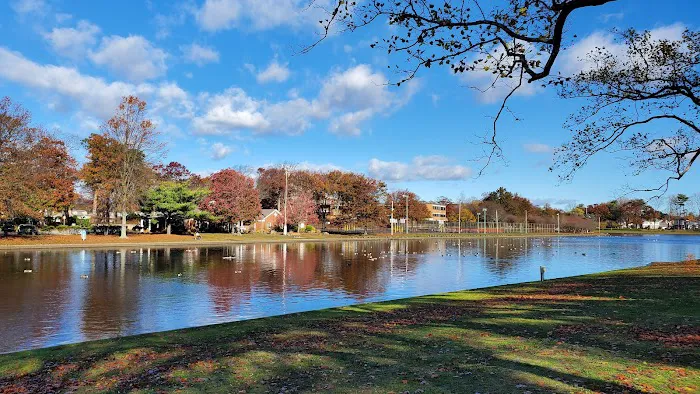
(192, 64), (417, 136)
(90, 35), (168, 82)
(43, 20), (101, 59)
(181, 43), (220, 66)
(194, 0), (328, 32)
(255, 60), (291, 83)
(368, 156), (472, 182)
(0, 47), (191, 127)
(523, 143), (553, 153)
(210, 142), (233, 160)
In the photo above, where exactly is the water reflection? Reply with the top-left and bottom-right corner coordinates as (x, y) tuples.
(1, 235), (698, 353)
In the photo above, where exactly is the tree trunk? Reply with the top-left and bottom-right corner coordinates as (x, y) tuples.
(167, 222), (172, 235)
(120, 212), (127, 238)
(231, 222), (235, 234)
(92, 190), (98, 216)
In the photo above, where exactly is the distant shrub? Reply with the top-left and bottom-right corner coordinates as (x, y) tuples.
(305, 225), (316, 233)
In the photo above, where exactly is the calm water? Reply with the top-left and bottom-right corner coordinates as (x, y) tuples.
(1, 235), (698, 353)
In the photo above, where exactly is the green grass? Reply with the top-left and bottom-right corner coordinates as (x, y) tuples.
(602, 229), (700, 235)
(1, 262), (698, 393)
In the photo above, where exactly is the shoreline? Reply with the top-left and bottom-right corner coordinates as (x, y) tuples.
(0, 232), (607, 251)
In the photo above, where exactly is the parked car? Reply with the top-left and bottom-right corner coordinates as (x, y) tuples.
(17, 224), (39, 235)
(92, 225), (121, 235)
(1, 222), (15, 235)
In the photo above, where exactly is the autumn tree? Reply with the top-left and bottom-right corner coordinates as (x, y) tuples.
(256, 167), (286, 210)
(386, 190), (430, 223)
(154, 161), (193, 183)
(200, 169), (261, 233)
(324, 171), (387, 227)
(32, 137), (78, 221)
(142, 181), (208, 234)
(0, 97), (77, 220)
(285, 190), (319, 228)
(81, 133), (122, 219)
(102, 96), (163, 238)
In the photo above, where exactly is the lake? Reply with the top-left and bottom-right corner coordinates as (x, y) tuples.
(1, 235), (698, 353)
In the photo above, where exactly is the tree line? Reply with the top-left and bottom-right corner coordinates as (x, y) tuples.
(1, 96), (696, 237)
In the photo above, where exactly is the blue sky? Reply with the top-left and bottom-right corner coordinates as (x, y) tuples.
(0, 0), (698, 209)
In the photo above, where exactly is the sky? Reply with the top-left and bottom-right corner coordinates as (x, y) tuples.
(0, 0), (698, 210)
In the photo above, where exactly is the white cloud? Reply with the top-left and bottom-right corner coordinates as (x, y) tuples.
(181, 43), (220, 66)
(599, 12), (624, 23)
(368, 156), (472, 182)
(55, 13), (72, 23)
(523, 143), (553, 153)
(210, 142), (234, 160)
(192, 64), (417, 136)
(11, 0), (47, 15)
(43, 20), (101, 59)
(296, 161), (343, 172)
(192, 88), (269, 134)
(328, 109), (373, 136)
(0, 47), (191, 126)
(256, 60), (291, 83)
(194, 0), (328, 32)
(90, 35), (168, 82)
(561, 23), (686, 75)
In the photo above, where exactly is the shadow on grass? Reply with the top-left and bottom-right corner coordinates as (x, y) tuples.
(1, 265), (698, 393)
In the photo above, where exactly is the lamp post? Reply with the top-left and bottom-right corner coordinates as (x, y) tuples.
(525, 210), (528, 234)
(556, 213), (560, 234)
(405, 195), (409, 234)
(482, 208), (487, 235)
(477, 213), (481, 234)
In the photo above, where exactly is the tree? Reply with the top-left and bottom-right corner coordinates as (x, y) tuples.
(154, 162), (193, 183)
(311, 0), (615, 169)
(285, 190), (319, 227)
(556, 28), (700, 192)
(387, 190), (430, 222)
(324, 171), (387, 227)
(256, 167), (286, 210)
(32, 137), (78, 221)
(143, 181), (208, 234)
(200, 169), (260, 233)
(102, 96), (163, 238)
(80, 133), (122, 219)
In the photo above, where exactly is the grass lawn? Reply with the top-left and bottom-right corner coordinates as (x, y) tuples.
(0, 262), (698, 393)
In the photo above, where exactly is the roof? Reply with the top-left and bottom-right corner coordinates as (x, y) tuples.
(259, 209), (281, 220)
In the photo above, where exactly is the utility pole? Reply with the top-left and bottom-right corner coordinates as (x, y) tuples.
(598, 215), (601, 234)
(495, 210), (499, 234)
(390, 198), (394, 235)
(283, 168), (289, 236)
(482, 208), (487, 235)
(477, 213), (481, 234)
(458, 202), (462, 234)
(525, 210), (528, 234)
(405, 195), (409, 234)
(557, 213), (560, 234)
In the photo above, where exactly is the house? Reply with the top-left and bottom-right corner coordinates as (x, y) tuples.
(253, 209), (282, 232)
(642, 219), (669, 230)
(425, 203), (447, 223)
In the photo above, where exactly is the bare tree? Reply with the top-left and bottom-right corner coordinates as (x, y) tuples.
(307, 0), (615, 171)
(102, 96), (164, 238)
(555, 29), (700, 194)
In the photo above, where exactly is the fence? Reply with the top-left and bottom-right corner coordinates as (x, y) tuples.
(322, 221), (560, 235)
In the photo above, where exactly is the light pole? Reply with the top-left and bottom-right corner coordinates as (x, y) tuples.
(477, 213), (481, 234)
(556, 213), (560, 234)
(482, 208), (487, 235)
(525, 210), (528, 234)
(405, 195), (409, 234)
(283, 168), (289, 236)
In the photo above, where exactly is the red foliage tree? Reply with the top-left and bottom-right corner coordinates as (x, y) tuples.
(201, 169), (261, 233)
